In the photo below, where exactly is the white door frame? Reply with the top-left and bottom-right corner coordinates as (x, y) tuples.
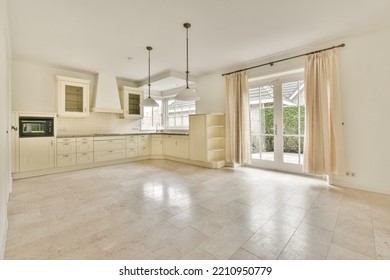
(248, 74), (304, 174)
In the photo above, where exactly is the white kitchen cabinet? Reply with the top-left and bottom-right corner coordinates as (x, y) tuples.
(94, 150), (126, 162)
(151, 135), (163, 158)
(57, 154), (77, 167)
(189, 114), (225, 164)
(77, 152), (94, 164)
(163, 135), (177, 157)
(126, 135), (138, 158)
(57, 137), (94, 167)
(19, 137), (55, 172)
(137, 135), (150, 156)
(76, 137), (93, 164)
(176, 136), (189, 159)
(57, 138), (76, 154)
(94, 137), (126, 151)
(76, 137), (94, 153)
(56, 76), (90, 118)
(119, 86), (143, 119)
(94, 136), (126, 162)
(57, 138), (76, 167)
(163, 135), (189, 159)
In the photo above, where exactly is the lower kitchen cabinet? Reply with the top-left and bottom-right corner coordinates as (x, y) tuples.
(137, 135), (150, 156)
(15, 131), (223, 179)
(126, 147), (137, 158)
(77, 152), (94, 164)
(19, 137), (55, 172)
(94, 136), (126, 162)
(151, 135), (163, 158)
(163, 135), (189, 159)
(76, 137), (93, 164)
(57, 153), (76, 167)
(57, 137), (94, 167)
(94, 150), (126, 162)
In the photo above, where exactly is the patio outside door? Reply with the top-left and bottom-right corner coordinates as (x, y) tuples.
(249, 76), (305, 173)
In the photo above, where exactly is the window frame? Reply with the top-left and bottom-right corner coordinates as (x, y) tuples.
(141, 96), (196, 131)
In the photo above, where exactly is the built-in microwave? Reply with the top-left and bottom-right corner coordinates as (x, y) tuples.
(19, 116), (54, 138)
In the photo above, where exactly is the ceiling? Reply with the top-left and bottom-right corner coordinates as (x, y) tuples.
(7, 0), (390, 89)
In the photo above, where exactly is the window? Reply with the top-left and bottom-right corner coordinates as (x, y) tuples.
(166, 98), (196, 129)
(141, 99), (162, 130)
(141, 97), (196, 130)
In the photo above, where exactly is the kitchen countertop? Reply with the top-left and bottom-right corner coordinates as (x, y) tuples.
(56, 131), (189, 138)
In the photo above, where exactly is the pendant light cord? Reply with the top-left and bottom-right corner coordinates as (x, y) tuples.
(184, 23), (191, 89)
(147, 46), (152, 98)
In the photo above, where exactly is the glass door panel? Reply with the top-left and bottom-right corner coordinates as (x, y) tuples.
(281, 80), (305, 165)
(65, 85), (83, 112)
(250, 84), (275, 164)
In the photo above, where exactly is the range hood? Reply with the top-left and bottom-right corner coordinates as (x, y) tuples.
(91, 73), (123, 113)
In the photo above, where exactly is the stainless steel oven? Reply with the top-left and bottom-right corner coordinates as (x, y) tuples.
(19, 116), (54, 138)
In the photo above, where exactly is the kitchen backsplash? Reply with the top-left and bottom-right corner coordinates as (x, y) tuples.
(56, 112), (141, 136)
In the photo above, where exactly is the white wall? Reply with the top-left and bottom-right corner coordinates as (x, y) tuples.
(12, 60), (97, 113)
(331, 26), (390, 194)
(195, 26), (390, 195)
(196, 72), (225, 114)
(0, 0), (11, 259)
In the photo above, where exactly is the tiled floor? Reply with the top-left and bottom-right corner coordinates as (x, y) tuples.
(5, 160), (390, 259)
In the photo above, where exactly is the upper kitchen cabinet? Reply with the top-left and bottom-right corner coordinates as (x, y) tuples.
(119, 86), (143, 119)
(56, 76), (90, 117)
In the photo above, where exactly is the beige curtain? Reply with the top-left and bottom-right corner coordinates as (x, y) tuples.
(225, 71), (251, 166)
(303, 49), (345, 175)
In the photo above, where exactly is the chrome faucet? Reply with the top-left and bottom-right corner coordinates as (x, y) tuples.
(156, 123), (161, 133)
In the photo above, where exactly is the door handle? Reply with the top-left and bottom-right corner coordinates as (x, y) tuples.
(11, 126), (18, 131)
(275, 124), (278, 135)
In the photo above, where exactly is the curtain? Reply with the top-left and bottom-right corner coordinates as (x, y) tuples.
(225, 71), (251, 166)
(303, 49), (345, 175)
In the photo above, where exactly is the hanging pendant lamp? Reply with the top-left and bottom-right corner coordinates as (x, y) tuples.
(175, 23), (200, 101)
(142, 46), (159, 107)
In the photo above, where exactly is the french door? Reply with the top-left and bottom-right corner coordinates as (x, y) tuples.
(249, 76), (305, 173)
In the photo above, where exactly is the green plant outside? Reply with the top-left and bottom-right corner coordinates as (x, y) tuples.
(252, 105), (305, 153)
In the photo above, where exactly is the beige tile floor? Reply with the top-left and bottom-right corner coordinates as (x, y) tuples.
(5, 159), (390, 260)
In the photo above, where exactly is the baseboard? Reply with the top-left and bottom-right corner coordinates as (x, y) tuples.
(0, 218), (8, 260)
(330, 176), (390, 195)
(164, 156), (225, 169)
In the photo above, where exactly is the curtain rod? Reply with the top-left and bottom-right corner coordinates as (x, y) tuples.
(222, 43), (345, 77)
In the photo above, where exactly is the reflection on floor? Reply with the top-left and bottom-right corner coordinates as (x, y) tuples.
(5, 160), (390, 259)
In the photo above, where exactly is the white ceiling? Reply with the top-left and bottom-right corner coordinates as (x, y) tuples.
(7, 0), (390, 85)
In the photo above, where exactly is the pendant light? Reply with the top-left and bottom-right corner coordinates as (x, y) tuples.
(175, 23), (200, 101)
(142, 46), (159, 107)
